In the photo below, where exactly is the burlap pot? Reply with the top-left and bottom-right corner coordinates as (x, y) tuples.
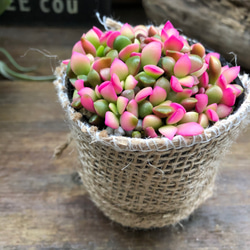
(54, 63), (250, 229)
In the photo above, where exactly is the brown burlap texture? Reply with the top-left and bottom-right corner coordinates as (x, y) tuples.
(54, 64), (250, 229)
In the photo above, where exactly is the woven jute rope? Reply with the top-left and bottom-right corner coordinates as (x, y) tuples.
(53, 20), (250, 229)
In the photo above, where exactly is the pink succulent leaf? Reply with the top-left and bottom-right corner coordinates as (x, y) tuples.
(162, 20), (174, 31)
(143, 65), (164, 79)
(191, 63), (208, 77)
(117, 96), (129, 115)
(188, 54), (203, 73)
(99, 30), (112, 45)
(205, 52), (220, 65)
(148, 25), (158, 37)
(106, 31), (121, 48)
(141, 41), (162, 67)
(145, 127), (158, 138)
(198, 113), (209, 128)
(217, 104), (233, 118)
(221, 65), (229, 73)
(72, 41), (85, 54)
(179, 36), (191, 53)
(195, 94), (208, 113)
(191, 43), (206, 58)
(86, 54), (95, 64)
(85, 29), (100, 49)
(216, 74), (227, 90)
(205, 103), (217, 112)
(222, 66), (240, 84)
(74, 79), (84, 91)
(198, 87), (206, 94)
(80, 94), (96, 113)
(120, 23), (135, 39)
(70, 52), (90, 75)
(170, 102), (186, 113)
(161, 29), (169, 42)
(135, 87), (153, 103)
(152, 105), (174, 118)
(81, 37), (96, 56)
(119, 43), (140, 61)
(199, 71), (209, 88)
(78, 87), (97, 101)
(165, 28), (179, 38)
(176, 122), (204, 136)
(149, 86), (167, 106)
(193, 77), (199, 87)
(180, 98), (198, 112)
(170, 76), (183, 92)
(100, 68), (111, 81)
(144, 37), (162, 44)
(178, 76), (195, 88)
(130, 52), (141, 57)
(105, 111), (119, 129)
(92, 57), (112, 73)
(220, 87), (236, 106)
(160, 100), (173, 106)
(228, 84), (243, 97)
(124, 75), (138, 90)
(208, 56), (222, 84)
(92, 26), (103, 38)
(174, 54), (191, 78)
(111, 73), (123, 94)
(120, 111), (138, 131)
(62, 59), (70, 65)
(126, 99), (138, 117)
(164, 35), (184, 52)
(175, 90), (193, 103)
(142, 115), (163, 130)
(99, 81), (118, 103)
(167, 108), (185, 124)
(165, 51), (183, 61)
(191, 86), (199, 95)
(110, 58), (129, 81)
(205, 109), (219, 122)
(158, 125), (177, 140)
(134, 25), (148, 37)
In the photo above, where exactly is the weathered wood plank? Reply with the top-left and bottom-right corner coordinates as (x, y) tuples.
(142, 0), (250, 70)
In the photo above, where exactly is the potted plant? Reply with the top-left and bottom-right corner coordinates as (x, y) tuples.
(54, 18), (250, 229)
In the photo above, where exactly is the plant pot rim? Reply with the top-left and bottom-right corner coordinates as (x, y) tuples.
(54, 63), (250, 152)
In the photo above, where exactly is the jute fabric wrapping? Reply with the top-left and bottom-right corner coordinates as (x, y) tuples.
(54, 63), (250, 229)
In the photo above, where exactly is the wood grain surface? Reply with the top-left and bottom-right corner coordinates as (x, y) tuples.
(142, 0), (250, 70)
(0, 24), (250, 249)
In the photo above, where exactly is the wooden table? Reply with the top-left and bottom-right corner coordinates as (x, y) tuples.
(0, 25), (250, 250)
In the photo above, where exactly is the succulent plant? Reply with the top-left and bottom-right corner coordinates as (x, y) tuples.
(65, 21), (243, 140)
